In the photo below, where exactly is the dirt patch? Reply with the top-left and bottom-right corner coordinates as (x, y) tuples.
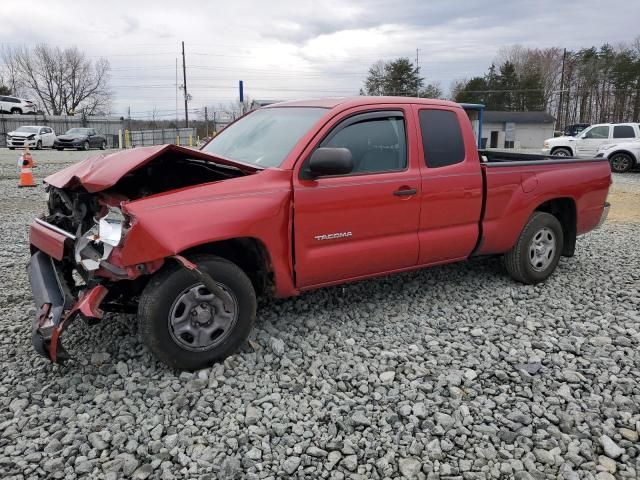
(608, 190), (640, 223)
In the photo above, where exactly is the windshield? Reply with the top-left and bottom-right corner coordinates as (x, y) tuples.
(203, 107), (327, 167)
(66, 128), (91, 135)
(15, 126), (39, 133)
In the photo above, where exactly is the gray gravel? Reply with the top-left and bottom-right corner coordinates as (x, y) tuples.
(0, 149), (639, 479)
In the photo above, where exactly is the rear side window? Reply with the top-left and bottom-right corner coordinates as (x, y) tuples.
(613, 125), (635, 139)
(419, 109), (465, 168)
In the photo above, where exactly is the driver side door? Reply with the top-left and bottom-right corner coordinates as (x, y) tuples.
(292, 107), (421, 288)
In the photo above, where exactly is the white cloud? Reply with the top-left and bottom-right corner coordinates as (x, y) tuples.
(0, 0), (638, 117)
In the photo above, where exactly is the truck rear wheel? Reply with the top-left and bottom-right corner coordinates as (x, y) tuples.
(138, 255), (256, 370)
(504, 212), (564, 284)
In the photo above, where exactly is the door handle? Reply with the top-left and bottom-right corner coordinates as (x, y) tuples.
(393, 187), (417, 197)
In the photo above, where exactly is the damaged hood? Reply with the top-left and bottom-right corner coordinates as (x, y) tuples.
(45, 144), (261, 193)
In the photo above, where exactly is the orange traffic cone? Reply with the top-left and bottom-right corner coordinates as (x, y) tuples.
(24, 145), (37, 167)
(18, 149), (37, 188)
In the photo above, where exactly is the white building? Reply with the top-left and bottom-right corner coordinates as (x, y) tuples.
(482, 111), (555, 150)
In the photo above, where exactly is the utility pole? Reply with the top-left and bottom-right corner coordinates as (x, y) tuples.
(557, 48), (567, 131)
(181, 41), (189, 128)
(204, 106), (209, 138)
(175, 58), (178, 126)
(415, 48), (420, 97)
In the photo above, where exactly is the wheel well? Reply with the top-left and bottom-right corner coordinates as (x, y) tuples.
(535, 198), (576, 257)
(551, 146), (573, 156)
(608, 150), (636, 164)
(180, 238), (273, 296)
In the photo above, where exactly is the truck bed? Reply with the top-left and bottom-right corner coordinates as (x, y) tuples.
(478, 149), (606, 166)
(475, 150), (611, 257)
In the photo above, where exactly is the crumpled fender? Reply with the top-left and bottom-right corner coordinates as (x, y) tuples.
(117, 169), (296, 297)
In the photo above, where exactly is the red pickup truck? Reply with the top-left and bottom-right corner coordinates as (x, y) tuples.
(28, 97), (611, 370)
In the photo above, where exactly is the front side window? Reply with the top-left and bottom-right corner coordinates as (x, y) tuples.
(583, 126), (610, 139)
(419, 109), (465, 168)
(613, 125), (635, 139)
(203, 107), (327, 168)
(320, 113), (407, 174)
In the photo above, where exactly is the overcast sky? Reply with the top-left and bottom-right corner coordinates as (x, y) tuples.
(1, 0), (638, 120)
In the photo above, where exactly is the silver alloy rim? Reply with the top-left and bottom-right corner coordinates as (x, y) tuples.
(554, 150), (569, 157)
(611, 155), (629, 172)
(529, 227), (556, 272)
(168, 282), (238, 352)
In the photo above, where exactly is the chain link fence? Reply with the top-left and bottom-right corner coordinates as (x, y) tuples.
(128, 128), (197, 147)
(0, 113), (124, 148)
(0, 114), (199, 149)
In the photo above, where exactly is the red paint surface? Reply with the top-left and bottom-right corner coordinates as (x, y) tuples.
(29, 221), (67, 260)
(37, 97), (611, 297)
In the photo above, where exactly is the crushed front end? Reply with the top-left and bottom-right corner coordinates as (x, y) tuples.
(28, 186), (161, 362)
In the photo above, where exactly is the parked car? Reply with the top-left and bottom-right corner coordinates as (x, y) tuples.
(596, 139), (640, 173)
(0, 96), (37, 114)
(54, 127), (106, 151)
(563, 123), (590, 137)
(28, 97), (611, 369)
(543, 122), (640, 157)
(6, 125), (56, 150)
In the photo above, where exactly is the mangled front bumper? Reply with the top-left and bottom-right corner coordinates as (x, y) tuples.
(28, 218), (111, 363)
(28, 251), (108, 362)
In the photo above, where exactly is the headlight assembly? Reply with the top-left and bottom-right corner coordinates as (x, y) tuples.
(98, 207), (126, 247)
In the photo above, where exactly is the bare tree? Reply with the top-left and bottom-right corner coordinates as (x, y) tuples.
(1, 44), (112, 115)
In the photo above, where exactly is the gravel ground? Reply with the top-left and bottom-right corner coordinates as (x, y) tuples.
(0, 149), (639, 479)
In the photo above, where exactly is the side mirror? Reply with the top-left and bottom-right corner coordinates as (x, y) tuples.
(307, 147), (353, 178)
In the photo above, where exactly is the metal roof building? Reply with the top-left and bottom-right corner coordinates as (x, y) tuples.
(482, 111), (556, 150)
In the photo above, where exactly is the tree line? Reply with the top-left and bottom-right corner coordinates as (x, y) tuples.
(0, 44), (112, 115)
(360, 58), (443, 99)
(362, 37), (640, 128)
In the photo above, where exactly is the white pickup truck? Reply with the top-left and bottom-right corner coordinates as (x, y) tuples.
(596, 139), (640, 173)
(542, 123), (640, 172)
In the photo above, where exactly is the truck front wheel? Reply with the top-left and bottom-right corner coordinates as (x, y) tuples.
(504, 212), (564, 284)
(138, 255), (256, 370)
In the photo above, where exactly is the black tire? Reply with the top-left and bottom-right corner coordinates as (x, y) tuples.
(551, 147), (572, 157)
(138, 255), (256, 370)
(36, 140), (42, 150)
(100, 140), (106, 150)
(609, 153), (634, 173)
(56, 147), (63, 151)
(10, 108), (21, 115)
(504, 212), (564, 284)
(83, 140), (90, 151)
(8, 147), (15, 150)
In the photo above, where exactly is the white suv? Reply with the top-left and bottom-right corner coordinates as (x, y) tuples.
(596, 139), (640, 173)
(0, 96), (37, 115)
(542, 123), (640, 158)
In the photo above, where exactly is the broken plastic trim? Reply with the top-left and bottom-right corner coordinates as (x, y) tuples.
(74, 207), (127, 271)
